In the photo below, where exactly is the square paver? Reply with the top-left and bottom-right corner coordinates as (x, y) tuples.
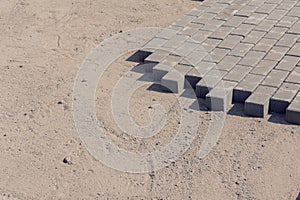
(233, 74), (265, 103)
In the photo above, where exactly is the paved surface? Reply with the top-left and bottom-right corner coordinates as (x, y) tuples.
(131, 0), (300, 124)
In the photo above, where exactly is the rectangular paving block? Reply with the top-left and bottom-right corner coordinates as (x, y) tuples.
(208, 26), (235, 40)
(144, 49), (170, 63)
(261, 70), (289, 88)
(270, 83), (299, 113)
(178, 26), (199, 36)
(276, 33), (299, 48)
(173, 41), (199, 57)
(195, 69), (227, 98)
(255, 3), (277, 14)
(234, 5), (258, 17)
(153, 63), (172, 82)
(203, 48), (229, 63)
(238, 51), (266, 67)
(184, 50), (208, 66)
(184, 61), (215, 88)
(287, 43), (300, 57)
(206, 80), (237, 111)
(231, 24), (255, 37)
(143, 37), (168, 50)
(218, 35), (243, 50)
(233, 74), (265, 103)
(242, 30), (266, 44)
(161, 69), (185, 93)
(162, 34), (189, 52)
(156, 29), (178, 40)
(229, 43), (254, 57)
(264, 27), (288, 40)
(275, 56), (300, 71)
(264, 46), (290, 62)
(285, 67), (300, 84)
(201, 19), (225, 32)
(201, 38), (222, 52)
(161, 55), (183, 67)
(244, 86), (277, 118)
(217, 56), (241, 72)
(250, 59), (278, 76)
(267, 9), (288, 21)
(255, 19), (277, 32)
(244, 13), (268, 25)
(252, 38), (277, 52)
(189, 30), (213, 44)
(286, 92), (300, 125)
(223, 65), (252, 82)
(222, 16), (247, 27)
(172, 15), (197, 27)
(288, 22), (300, 35)
(276, 16), (298, 28)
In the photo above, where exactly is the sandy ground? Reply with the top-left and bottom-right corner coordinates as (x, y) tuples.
(0, 0), (300, 199)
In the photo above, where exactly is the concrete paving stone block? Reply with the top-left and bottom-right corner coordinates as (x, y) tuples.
(161, 69), (185, 93)
(218, 35), (243, 50)
(223, 65), (252, 82)
(287, 43), (300, 57)
(270, 85), (298, 113)
(208, 26), (234, 40)
(214, 9), (236, 21)
(203, 48), (230, 63)
(195, 69), (227, 98)
(286, 92), (300, 125)
(254, 85), (278, 95)
(189, 30), (213, 44)
(174, 64), (193, 89)
(285, 67), (300, 84)
(234, 5), (258, 17)
(172, 15), (197, 27)
(276, 16), (298, 28)
(192, 13), (216, 24)
(255, 19), (277, 32)
(261, 70), (289, 88)
(267, 9), (288, 21)
(275, 56), (300, 71)
(276, 1), (297, 10)
(162, 35), (190, 52)
(250, 59), (278, 76)
(288, 6), (300, 18)
(206, 3), (228, 14)
(186, 7), (205, 17)
(252, 38), (277, 52)
(264, 27), (288, 40)
(222, 16), (247, 28)
(173, 41), (199, 57)
(153, 63), (172, 82)
(178, 26), (199, 37)
(201, 20), (225, 32)
(238, 51), (266, 67)
(186, 22), (205, 29)
(264, 46), (290, 62)
(201, 38), (222, 52)
(143, 37), (168, 50)
(233, 74), (265, 103)
(184, 50), (208, 66)
(255, 3), (277, 14)
(168, 25), (183, 31)
(185, 67), (207, 89)
(144, 62), (157, 73)
(206, 80), (238, 111)
(231, 24), (255, 37)
(288, 22), (300, 35)
(156, 29), (178, 40)
(247, 0), (265, 7)
(244, 13), (268, 25)
(161, 54), (183, 67)
(144, 49), (170, 63)
(229, 43), (254, 57)
(276, 34), (299, 48)
(217, 56), (241, 71)
(242, 30), (266, 44)
(244, 90), (273, 118)
(281, 82), (300, 91)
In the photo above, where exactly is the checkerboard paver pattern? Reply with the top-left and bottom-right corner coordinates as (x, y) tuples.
(132, 0), (300, 125)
